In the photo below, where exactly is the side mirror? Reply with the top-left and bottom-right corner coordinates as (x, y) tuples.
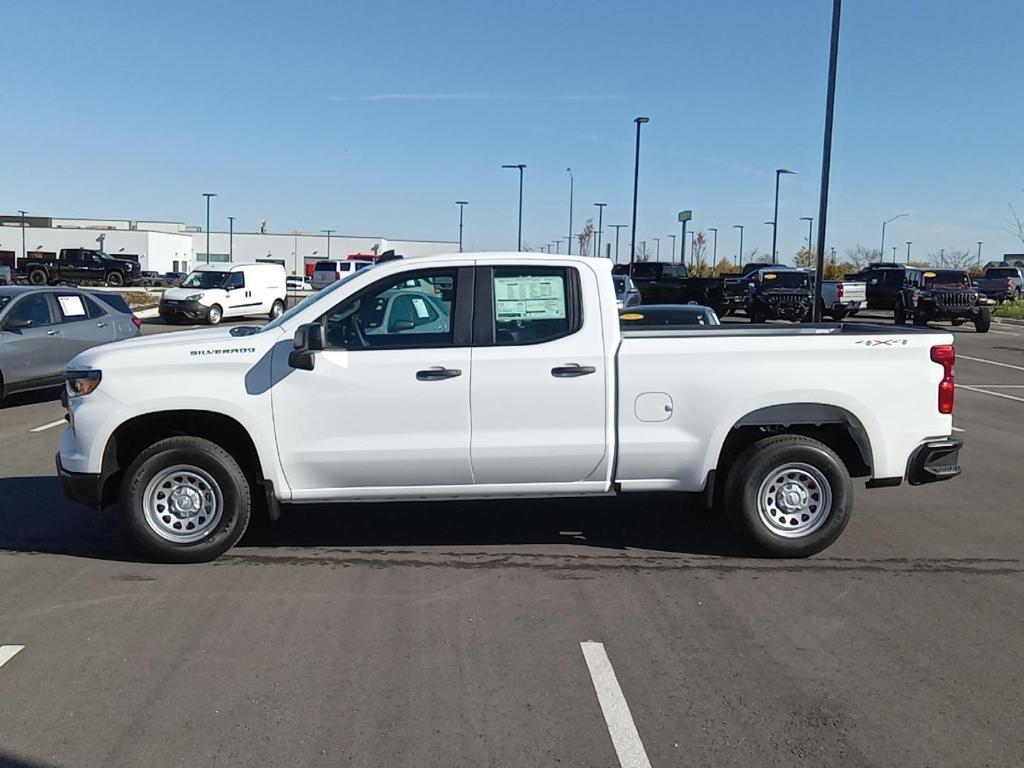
(288, 323), (325, 370)
(390, 319), (416, 332)
(4, 317), (31, 331)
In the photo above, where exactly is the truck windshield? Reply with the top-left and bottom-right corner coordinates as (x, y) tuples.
(984, 268), (1018, 278)
(762, 272), (809, 289)
(924, 271), (970, 287)
(262, 268), (366, 332)
(180, 271), (231, 289)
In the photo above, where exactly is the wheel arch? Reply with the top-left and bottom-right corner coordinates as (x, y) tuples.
(99, 409), (266, 505)
(715, 403), (874, 485)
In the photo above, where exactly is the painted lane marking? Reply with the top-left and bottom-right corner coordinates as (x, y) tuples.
(580, 642), (653, 768)
(958, 384), (1024, 388)
(958, 355), (1024, 373)
(960, 386), (1024, 404)
(988, 330), (1021, 337)
(0, 645), (25, 669)
(29, 419), (67, 433)
(951, 427), (966, 432)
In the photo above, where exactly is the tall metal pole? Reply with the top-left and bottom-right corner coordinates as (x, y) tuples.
(977, 241), (983, 269)
(772, 169), (796, 262)
(653, 237), (660, 262)
(594, 202), (606, 258)
(609, 224), (627, 262)
(17, 210), (27, 271)
(566, 168), (574, 255)
(906, 241), (912, 264)
(733, 225), (744, 267)
(668, 234), (676, 263)
(811, 0), (842, 323)
(708, 227), (718, 266)
(880, 212), (908, 264)
(202, 192), (217, 264)
(228, 216), (235, 261)
(628, 117), (649, 278)
(321, 229), (335, 261)
(455, 202), (467, 252)
(502, 164), (526, 250)
(679, 219), (687, 262)
(800, 216), (813, 256)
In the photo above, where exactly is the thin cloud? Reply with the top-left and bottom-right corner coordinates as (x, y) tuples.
(327, 93), (623, 102)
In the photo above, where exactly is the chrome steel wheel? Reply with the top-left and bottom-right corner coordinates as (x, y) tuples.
(207, 305), (222, 325)
(270, 301), (284, 319)
(756, 462), (832, 538)
(142, 465), (224, 543)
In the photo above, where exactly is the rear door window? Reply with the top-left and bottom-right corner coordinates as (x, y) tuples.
(7, 294), (55, 328)
(490, 267), (579, 345)
(55, 294), (90, 322)
(227, 272), (245, 289)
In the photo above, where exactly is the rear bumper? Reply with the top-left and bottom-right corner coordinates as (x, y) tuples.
(907, 437), (963, 485)
(56, 452), (104, 508)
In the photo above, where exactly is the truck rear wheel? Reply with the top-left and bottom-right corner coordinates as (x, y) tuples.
(269, 299), (285, 320)
(120, 436), (251, 563)
(893, 297), (907, 325)
(724, 434), (853, 558)
(28, 268), (48, 285)
(974, 307), (991, 333)
(105, 271), (124, 287)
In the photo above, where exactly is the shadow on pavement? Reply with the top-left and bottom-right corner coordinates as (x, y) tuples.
(0, 475), (743, 562)
(0, 751), (65, 768)
(0, 388), (62, 409)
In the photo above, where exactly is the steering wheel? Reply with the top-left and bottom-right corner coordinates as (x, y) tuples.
(349, 313), (370, 349)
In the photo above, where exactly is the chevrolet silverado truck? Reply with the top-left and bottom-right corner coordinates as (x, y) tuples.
(20, 248), (139, 287)
(57, 253), (962, 563)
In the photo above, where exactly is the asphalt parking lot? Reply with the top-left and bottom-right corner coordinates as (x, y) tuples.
(1, 312), (1023, 767)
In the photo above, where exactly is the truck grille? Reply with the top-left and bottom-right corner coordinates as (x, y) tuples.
(936, 292), (973, 307)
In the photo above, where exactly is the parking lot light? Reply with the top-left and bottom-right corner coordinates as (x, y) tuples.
(800, 217), (814, 255)
(708, 228), (718, 266)
(321, 229), (336, 261)
(502, 164), (527, 250)
(566, 168), (574, 255)
(906, 241), (912, 263)
(594, 203), (607, 258)
(667, 233), (676, 263)
(772, 169), (797, 262)
(228, 216), (236, 261)
(880, 213), (908, 264)
(628, 117), (649, 278)
(454, 203), (468, 253)
(609, 225), (628, 263)
(732, 224), (744, 267)
(202, 193), (217, 265)
(17, 209), (27, 271)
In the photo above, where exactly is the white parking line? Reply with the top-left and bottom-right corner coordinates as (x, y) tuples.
(958, 384), (1024, 388)
(958, 355), (1024, 373)
(960, 386), (1024, 404)
(0, 645), (25, 669)
(29, 419), (67, 433)
(580, 642), (653, 768)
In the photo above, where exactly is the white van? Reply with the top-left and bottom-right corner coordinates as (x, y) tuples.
(311, 259), (373, 291)
(159, 263), (287, 325)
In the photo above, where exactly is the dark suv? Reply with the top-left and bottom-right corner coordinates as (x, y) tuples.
(747, 268), (813, 323)
(893, 269), (991, 333)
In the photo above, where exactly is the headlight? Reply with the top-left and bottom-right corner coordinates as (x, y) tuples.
(186, 293), (204, 301)
(66, 369), (102, 397)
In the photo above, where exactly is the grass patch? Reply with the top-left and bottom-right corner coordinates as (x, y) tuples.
(122, 291), (159, 310)
(994, 299), (1024, 319)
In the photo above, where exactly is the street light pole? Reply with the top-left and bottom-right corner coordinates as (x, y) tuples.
(502, 164), (526, 250)
(800, 216), (814, 256)
(17, 210), (27, 271)
(609, 224), (628, 263)
(880, 212), (908, 263)
(455, 201), (468, 252)
(977, 240), (983, 269)
(566, 168), (574, 255)
(667, 234), (676, 263)
(733, 224), (744, 267)
(653, 237), (660, 262)
(593, 202), (607, 258)
(772, 169), (797, 262)
(628, 117), (649, 278)
(228, 216), (235, 261)
(906, 241), (912, 264)
(202, 192), (217, 264)
(708, 227), (718, 266)
(321, 229), (335, 262)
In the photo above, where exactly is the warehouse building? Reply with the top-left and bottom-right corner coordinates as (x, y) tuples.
(0, 214), (457, 276)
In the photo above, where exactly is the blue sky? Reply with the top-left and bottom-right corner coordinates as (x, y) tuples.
(4, 0), (1023, 262)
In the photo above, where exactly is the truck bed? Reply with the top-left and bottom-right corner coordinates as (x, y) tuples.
(620, 321), (944, 339)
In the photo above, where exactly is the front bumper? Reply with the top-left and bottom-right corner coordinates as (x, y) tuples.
(56, 452), (104, 508)
(159, 299), (209, 322)
(907, 437), (962, 485)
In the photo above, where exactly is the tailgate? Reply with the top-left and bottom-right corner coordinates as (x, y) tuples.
(840, 281), (866, 303)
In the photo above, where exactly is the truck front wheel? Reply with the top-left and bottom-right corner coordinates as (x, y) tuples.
(974, 307), (991, 333)
(120, 436), (252, 563)
(105, 271), (124, 287)
(28, 269), (48, 285)
(724, 434), (853, 558)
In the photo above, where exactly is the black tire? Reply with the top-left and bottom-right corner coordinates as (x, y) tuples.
(750, 305), (765, 324)
(974, 307), (991, 333)
(269, 299), (285, 321)
(831, 307), (847, 321)
(28, 268), (47, 286)
(207, 304), (223, 325)
(724, 434), (853, 558)
(105, 271), (124, 287)
(893, 296), (907, 326)
(120, 436), (252, 563)
(912, 309), (929, 326)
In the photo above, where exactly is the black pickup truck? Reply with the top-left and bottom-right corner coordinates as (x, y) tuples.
(612, 262), (727, 312)
(20, 248), (139, 287)
(893, 268), (992, 333)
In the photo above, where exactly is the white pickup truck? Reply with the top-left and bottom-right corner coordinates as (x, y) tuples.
(57, 253), (962, 562)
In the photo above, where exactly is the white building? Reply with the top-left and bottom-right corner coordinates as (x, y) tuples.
(0, 214), (457, 275)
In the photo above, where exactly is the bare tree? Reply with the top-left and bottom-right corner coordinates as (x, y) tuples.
(928, 248), (974, 269)
(844, 244), (881, 271)
(576, 219), (594, 257)
(634, 241), (651, 262)
(1007, 203), (1024, 246)
(793, 247), (815, 269)
(690, 231), (709, 274)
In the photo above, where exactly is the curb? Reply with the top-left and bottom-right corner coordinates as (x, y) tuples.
(993, 316), (1024, 327)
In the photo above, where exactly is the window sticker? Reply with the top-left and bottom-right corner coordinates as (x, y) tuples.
(494, 275), (566, 320)
(411, 297), (430, 318)
(58, 295), (86, 317)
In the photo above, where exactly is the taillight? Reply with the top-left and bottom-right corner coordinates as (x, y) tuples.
(131, 315), (142, 329)
(837, 282), (844, 300)
(931, 344), (955, 414)
(1006, 277), (1013, 290)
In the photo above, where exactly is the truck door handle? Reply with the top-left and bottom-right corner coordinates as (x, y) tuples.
(416, 367), (462, 381)
(551, 364), (596, 378)
(96, 322), (107, 328)
(46, 329), (59, 336)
